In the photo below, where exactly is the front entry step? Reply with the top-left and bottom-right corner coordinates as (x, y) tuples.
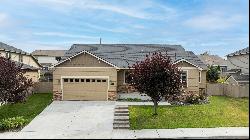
(113, 105), (130, 129)
(113, 124), (130, 129)
(114, 116), (129, 121)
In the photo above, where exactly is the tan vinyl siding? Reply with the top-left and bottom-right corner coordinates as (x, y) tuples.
(0, 51), (6, 57)
(10, 53), (19, 61)
(57, 53), (112, 67)
(186, 69), (199, 91)
(22, 55), (40, 68)
(199, 70), (207, 89)
(177, 61), (201, 92)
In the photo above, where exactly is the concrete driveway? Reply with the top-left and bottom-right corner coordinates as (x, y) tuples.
(2, 101), (116, 139)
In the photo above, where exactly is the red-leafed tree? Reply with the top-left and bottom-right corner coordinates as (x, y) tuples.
(127, 52), (181, 115)
(0, 57), (33, 104)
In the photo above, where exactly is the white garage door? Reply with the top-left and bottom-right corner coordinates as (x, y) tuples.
(62, 78), (108, 101)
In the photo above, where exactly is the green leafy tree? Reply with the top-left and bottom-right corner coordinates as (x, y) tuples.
(206, 65), (221, 82)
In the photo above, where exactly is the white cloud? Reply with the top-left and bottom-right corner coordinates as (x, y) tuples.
(184, 13), (244, 31)
(33, 32), (99, 39)
(84, 23), (130, 33)
(26, 0), (176, 20)
(0, 13), (10, 27)
(131, 24), (146, 29)
(81, 1), (148, 19)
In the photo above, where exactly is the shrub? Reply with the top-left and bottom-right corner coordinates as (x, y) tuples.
(122, 98), (143, 102)
(217, 77), (227, 83)
(166, 90), (208, 105)
(0, 116), (28, 131)
(184, 91), (202, 104)
(207, 65), (220, 83)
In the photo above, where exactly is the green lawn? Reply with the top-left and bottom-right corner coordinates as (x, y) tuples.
(0, 93), (53, 123)
(129, 96), (249, 130)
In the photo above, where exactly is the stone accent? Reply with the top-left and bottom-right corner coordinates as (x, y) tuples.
(53, 90), (62, 101)
(108, 91), (117, 101)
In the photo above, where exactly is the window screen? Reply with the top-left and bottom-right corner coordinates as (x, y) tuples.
(181, 71), (187, 87)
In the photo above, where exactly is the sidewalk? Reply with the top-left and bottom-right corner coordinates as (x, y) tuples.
(0, 127), (248, 139)
(112, 127), (249, 139)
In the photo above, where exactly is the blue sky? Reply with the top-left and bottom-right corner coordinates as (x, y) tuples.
(0, 0), (248, 58)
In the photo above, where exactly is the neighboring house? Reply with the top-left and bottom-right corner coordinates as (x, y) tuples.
(0, 42), (41, 82)
(226, 73), (249, 85)
(226, 47), (249, 74)
(198, 52), (228, 75)
(52, 44), (208, 101)
(31, 50), (67, 69)
(225, 47), (249, 85)
(31, 50), (66, 82)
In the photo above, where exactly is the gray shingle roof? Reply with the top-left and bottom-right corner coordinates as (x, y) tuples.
(0, 42), (29, 54)
(61, 44), (207, 69)
(226, 69), (241, 73)
(227, 47), (249, 56)
(230, 73), (249, 82)
(198, 54), (227, 66)
(32, 50), (67, 57)
(13, 61), (39, 70)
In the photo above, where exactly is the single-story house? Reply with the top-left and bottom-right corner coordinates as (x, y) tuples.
(52, 44), (208, 101)
(0, 42), (42, 82)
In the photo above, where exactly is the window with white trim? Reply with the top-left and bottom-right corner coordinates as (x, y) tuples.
(6, 52), (11, 59)
(124, 71), (130, 84)
(181, 71), (187, 87)
(199, 71), (201, 83)
(19, 55), (23, 62)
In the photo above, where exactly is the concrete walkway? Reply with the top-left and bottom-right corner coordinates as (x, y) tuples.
(116, 101), (170, 106)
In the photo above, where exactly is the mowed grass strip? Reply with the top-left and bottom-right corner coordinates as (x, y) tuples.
(129, 96), (249, 130)
(0, 93), (53, 123)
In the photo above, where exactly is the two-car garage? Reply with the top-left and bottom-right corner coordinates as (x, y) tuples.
(62, 76), (109, 101)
